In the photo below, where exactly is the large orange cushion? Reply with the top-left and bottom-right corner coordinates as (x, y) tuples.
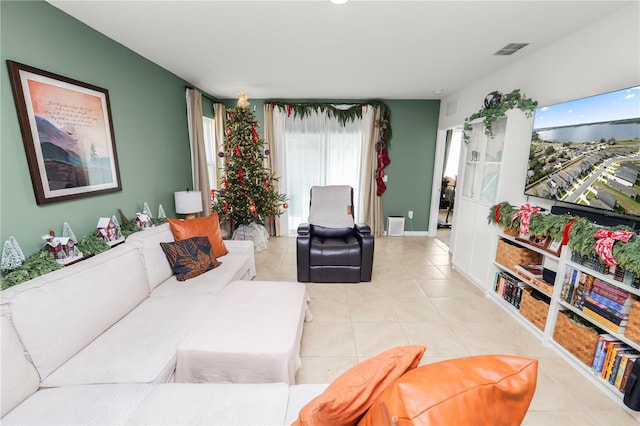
(168, 212), (228, 259)
(293, 345), (426, 426)
(357, 355), (538, 426)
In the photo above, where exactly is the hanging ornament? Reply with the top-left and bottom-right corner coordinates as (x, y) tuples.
(224, 200), (229, 212)
(251, 124), (259, 144)
(238, 168), (243, 184)
(283, 202), (288, 209)
(219, 188), (226, 195)
(224, 180), (229, 189)
(265, 149), (270, 156)
(264, 178), (269, 188)
(229, 111), (234, 121)
(234, 144), (242, 157)
(225, 128), (232, 137)
(218, 151), (224, 158)
(249, 200), (258, 216)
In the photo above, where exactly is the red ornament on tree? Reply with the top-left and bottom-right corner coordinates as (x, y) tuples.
(283, 202), (288, 209)
(251, 124), (259, 144)
(228, 111), (234, 121)
(238, 168), (243, 184)
(234, 144), (242, 157)
(225, 128), (232, 136)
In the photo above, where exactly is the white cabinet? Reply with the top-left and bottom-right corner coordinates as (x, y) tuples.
(452, 110), (532, 290)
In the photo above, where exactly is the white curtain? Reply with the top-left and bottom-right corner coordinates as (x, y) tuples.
(213, 103), (227, 189)
(273, 106), (375, 235)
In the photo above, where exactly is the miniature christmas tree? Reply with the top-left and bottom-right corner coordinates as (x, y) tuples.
(62, 222), (77, 242)
(215, 92), (287, 227)
(9, 237), (25, 263)
(142, 202), (153, 218)
(1, 238), (24, 273)
(110, 215), (124, 239)
(158, 204), (167, 219)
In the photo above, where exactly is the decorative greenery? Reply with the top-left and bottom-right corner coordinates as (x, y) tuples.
(1, 250), (62, 290)
(77, 234), (110, 256)
(463, 89), (538, 144)
(121, 222), (144, 238)
(488, 202), (640, 276)
(151, 217), (168, 227)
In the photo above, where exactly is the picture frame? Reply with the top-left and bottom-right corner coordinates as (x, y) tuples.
(545, 239), (563, 257)
(529, 234), (551, 249)
(7, 60), (121, 205)
(515, 230), (531, 243)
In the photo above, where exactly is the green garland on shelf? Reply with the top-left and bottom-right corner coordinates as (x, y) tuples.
(487, 202), (640, 275)
(463, 89), (537, 144)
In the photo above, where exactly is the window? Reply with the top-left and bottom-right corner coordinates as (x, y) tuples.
(202, 116), (217, 190)
(275, 108), (373, 234)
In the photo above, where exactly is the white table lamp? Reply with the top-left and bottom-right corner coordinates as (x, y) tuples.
(174, 190), (203, 220)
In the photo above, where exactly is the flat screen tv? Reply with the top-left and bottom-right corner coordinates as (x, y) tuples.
(524, 86), (640, 228)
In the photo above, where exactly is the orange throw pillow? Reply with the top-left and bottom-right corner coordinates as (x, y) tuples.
(357, 355), (538, 426)
(293, 345), (426, 426)
(168, 212), (228, 259)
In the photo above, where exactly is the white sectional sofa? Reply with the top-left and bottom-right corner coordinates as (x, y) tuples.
(1, 223), (321, 425)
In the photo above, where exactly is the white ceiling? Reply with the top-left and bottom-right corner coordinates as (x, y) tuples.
(47, 0), (633, 100)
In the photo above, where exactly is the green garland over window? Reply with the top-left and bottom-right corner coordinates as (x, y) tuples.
(266, 100), (393, 147)
(463, 89), (538, 144)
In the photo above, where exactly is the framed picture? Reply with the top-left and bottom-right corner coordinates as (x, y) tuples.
(546, 239), (563, 257)
(515, 230), (530, 243)
(530, 234), (551, 249)
(7, 61), (121, 205)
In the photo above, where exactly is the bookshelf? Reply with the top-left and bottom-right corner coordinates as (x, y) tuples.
(490, 232), (640, 419)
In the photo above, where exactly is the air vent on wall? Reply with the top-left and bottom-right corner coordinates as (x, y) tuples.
(494, 43), (529, 56)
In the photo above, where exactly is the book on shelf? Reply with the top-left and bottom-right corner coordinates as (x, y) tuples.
(571, 272), (595, 309)
(587, 292), (632, 314)
(592, 334), (618, 376)
(606, 346), (635, 384)
(582, 298), (629, 325)
(592, 279), (632, 305)
(583, 307), (627, 333)
(601, 342), (627, 379)
(613, 351), (640, 388)
(620, 356), (640, 393)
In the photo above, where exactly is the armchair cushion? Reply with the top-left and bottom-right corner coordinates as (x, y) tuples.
(308, 185), (354, 229)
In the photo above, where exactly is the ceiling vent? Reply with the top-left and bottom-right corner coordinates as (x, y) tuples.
(494, 43), (529, 56)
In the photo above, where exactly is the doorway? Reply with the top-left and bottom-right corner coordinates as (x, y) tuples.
(435, 128), (462, 247)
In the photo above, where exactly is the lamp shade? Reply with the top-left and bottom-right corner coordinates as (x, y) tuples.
(174, 191), (203, 215)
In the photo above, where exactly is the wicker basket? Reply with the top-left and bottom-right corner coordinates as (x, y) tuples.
(553, 310), (599, 367)
(624, 300), (640, 345)
(496, 238), (542, 272)
(519, 289), (549, 331)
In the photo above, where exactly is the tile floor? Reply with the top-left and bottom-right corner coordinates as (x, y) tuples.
(254, 235), (639, 425)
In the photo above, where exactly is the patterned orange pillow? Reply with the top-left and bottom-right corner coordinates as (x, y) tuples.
(168, 212), (228, 259)
(293, 345), (426, 426)
(160, 236), (220, 281)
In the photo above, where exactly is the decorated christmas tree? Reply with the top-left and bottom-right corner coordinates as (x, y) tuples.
(214, 93), (287, 228)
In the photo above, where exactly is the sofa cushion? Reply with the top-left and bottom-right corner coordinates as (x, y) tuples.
(0, 384), (153, 425)
(150, 252), (254, 297)
(0, 316), (40, 417)
(293, 345), (426, 426)
(168, 212), (229, 259)
(40, 293), (217, 387)
(160, 236), (220, 281)
(127, 383), (291, 425)
(357, 355), (538, 426)
(125, 223), (177, 291)
(0, 243), (149, 381)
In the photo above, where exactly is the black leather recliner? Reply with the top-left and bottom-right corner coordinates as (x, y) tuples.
(296, 186), (374, 283)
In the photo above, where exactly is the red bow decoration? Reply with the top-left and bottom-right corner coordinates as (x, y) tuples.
(287, 103), (292, 117)
(224, 200), (229, 213)
(238, 168), (243, 184)
(511, 203), (540, 235)
(234, 144), (242, 157)
(494, 203), (503, 223)
(593, 229), (633, 266)
(251, 125), (259, 144)
(210, 189), (215, 201)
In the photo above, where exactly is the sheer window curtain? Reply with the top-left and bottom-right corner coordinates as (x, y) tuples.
(213, 103), (227, 190)
(185, 89), (211, 216)
(268, 105), (379, 236)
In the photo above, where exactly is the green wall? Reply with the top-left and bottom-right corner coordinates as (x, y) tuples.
(222, 98), (440, 232)
(1, 1), (194, 255)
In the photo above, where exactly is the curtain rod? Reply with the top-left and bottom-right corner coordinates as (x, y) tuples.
(185, 87), (220, 103)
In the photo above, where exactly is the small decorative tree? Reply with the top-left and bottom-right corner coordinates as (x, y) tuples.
(142, 202), (153, 218)
(62, 222), (78, 242)
(214, 93), (287, 232)
(1, 238), (24, 273)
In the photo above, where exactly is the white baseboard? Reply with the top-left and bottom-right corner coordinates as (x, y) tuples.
(384, 231), (431, 237)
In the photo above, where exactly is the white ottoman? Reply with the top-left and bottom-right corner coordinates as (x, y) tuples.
(175, 280), (312, 385)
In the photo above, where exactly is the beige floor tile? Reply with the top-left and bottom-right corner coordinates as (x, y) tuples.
(296, 356), (358, 384)
(300, 321), (356, 357)
(255, 235), (638, 422)
(352, 321), (409, 358)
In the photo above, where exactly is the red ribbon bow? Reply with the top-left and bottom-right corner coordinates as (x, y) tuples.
(593, 229), (633, 266)
(511, 203), (540, 235)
